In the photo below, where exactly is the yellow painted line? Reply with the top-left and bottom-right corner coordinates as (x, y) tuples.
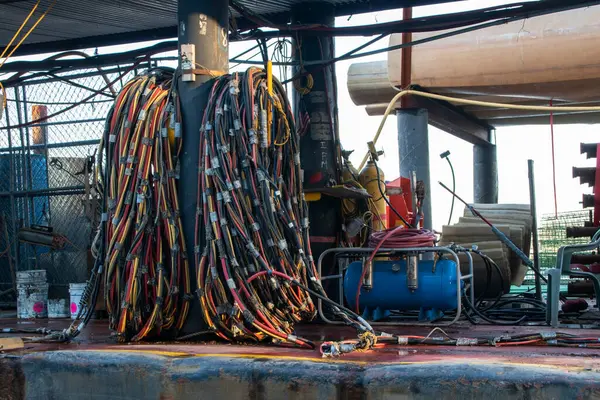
(73, 349), (590, 372)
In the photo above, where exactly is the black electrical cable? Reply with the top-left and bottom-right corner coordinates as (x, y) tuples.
(463, 294), (527, 325)
(440, 151), (455, 226)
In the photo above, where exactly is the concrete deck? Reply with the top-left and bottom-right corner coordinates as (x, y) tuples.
(2, 319), (600, 399)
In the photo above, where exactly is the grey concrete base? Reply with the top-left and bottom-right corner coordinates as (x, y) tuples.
(3, 350), (600, 400)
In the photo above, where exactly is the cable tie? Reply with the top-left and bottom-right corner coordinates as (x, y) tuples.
(137, 109), (147, 121)
(288, 222), (294, 229)
(278, 240), (288, 251)
(540, 332), (557, 340)
(127, 155), (137, 164)
(298, 249), (304, 255)
(124, 191), (133, 205)
(292, 196), (298, 205)
(547, 339), (558, 345)
(211, 267), (218, 278)
(227, 278), (237, 290)
(220, 144), (230, 153)
(147, 278), (156, 286)
(215, 107), (223, 115)
(205, 168), (213, 176)
(223, 104), (229, 112)
(123, 120), (131, 129)
(251, 223), (260, 232)
(205, 122), (213, 131)
(139, 265), (148, 275)
(112, 217), (120, 226)
(233, 180), (242, 189)
(257, 170), (266, 182)
(216, 192), (223, 201)
(211, 157), (220, 169)
(229, 128), (235, 136)
(169, 113), (175, 128)
(234, 119), (241, 131)
(274, 190), (281, 197)
(301, 218), (309, 228)
(226, 180), (234, 191)
(109, 134), (117, 143)
(231, 228), (238, 237)
(161, 127), (168, 137)
(241, 159), (250, 168)
(108, 198), (117, 210)
(97, 264), (103, 274)
(267, 239), (275, 247)
(308, 255), (314, 262)
(456, 338), (478, 346)
(174, 122), (181, 138)
(397, 336), (409, 345)
(287, 334), (298, 342)
(170, 285), (180, 295)
(294, 153), (301, 165)
(242, 309), (255, 324)
(101, 213), (108, 222)
(249, 135), (258, 145)
(167, 169), (177, 178)
(222, 191), (232, 203)
(195, 288), (205, 298)
(136, 193), (145, 203)
(196, 206), (202, 216)
(119, 156), (127, 164)
(155, 297), (164, 306)
(124, 168), (133, 176)
(231, 258), (239, 267)
(141, 137), (153, 146)
(253, 199), (261, 207)
(220, 218), (228, 226)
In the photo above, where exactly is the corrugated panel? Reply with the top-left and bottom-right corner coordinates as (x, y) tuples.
(0, 0), (455, 52)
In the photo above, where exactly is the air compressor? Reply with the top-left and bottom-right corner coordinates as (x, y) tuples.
(344, 257), (460, 321)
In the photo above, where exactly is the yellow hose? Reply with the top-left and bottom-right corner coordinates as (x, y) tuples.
(359, 89), (600, 170)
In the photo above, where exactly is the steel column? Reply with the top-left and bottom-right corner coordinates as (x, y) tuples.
(473, 137), (499, 203)
(291, 3), (341, 294)
(177, 0), (229, 332)
(398, 108), (432, 231)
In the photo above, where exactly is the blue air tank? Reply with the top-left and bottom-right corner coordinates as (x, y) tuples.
(344, 259), (459, 312)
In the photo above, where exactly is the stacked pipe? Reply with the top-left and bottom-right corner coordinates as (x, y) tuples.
(440, 204), (532, 297)
(102, 69), (191, 342)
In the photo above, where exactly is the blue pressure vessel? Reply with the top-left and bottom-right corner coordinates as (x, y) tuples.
(344, 259), (459, 317)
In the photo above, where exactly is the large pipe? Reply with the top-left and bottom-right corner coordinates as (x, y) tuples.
(177, 0), (229, 332)
(398, 108), (432, 231)
(473, 141), (499, 204)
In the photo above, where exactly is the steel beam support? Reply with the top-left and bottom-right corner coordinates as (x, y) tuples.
(473, 133), (498, 204)
(292, 3), (341, 290)
(177, 0), (229, 332)
(398, 108), (432, 231)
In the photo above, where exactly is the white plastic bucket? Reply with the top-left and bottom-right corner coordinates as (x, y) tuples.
(17, 283), (49, 318)
(69, 283), (87, 319)
(16, 269), (48, 319)
(16, 269), (46, 285)
(48, 299), (70, 318)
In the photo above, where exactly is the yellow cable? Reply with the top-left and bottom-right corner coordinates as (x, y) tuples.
(0, 0), (40, 60)
(359, 88), (600, 170)
(0, 0), (57, 71)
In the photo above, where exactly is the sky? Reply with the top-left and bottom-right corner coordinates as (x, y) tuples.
(3, 0), (596, 231)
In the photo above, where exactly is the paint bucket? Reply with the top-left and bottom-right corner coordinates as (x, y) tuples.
(16, 269), (48, 319)
(16, 269), (46, 285)
(69, 283), (87, 319)
(48, 299), (70, 318)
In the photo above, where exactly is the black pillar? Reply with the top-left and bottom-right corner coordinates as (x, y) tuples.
(397, 108), (432, 231)
(292, 3), (341, 290)
(178, 0), (229, 331)
(473, 133), (498, 204)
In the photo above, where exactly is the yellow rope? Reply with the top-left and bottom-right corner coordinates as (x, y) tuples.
(359, 88), (600, 170)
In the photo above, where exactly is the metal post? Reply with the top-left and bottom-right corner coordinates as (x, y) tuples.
(291, 2), (341, 298)
(398, 108), (432, 231)
(473, 133), (498, 203)
(528, 159), (542, 300)
(14, 87), (30, 270)
(177, 0), (229, 332)
(4, 99), (20, 271)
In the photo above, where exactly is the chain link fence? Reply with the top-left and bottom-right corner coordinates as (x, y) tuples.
(0, 58), (177, 304)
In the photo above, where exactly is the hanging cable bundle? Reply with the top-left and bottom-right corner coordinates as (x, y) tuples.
(195, 67), (373, 349)
(101, 68), (191, 342)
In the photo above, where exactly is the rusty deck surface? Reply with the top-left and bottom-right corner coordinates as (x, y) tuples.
(2, 317), (600, 399)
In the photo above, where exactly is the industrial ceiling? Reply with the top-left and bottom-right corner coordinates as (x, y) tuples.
(0, 0), (458, 56)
